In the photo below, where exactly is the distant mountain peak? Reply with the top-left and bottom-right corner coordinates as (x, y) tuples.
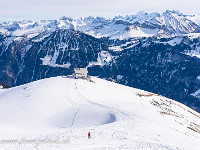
(0, 10), (200, 40)
(165, 10), (181, 15)
(135, 11), (148, 16)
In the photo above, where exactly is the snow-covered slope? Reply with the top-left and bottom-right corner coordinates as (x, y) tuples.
(0, 76), (199, 150)
(1, 10), (200, 40)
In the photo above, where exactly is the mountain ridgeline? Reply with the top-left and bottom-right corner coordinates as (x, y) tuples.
(94, 37), (200, 112)
(0, 30), (107, 86)
(1, 10), (200, 112)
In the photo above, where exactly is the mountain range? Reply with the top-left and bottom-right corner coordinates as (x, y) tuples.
(1, 10), (200, 112)
(1, 10), (200, 40)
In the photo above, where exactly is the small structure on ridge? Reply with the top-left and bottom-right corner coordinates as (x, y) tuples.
(74, 68), (88, 79)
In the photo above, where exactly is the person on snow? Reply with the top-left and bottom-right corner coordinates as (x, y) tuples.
(88, 132), (91, 139)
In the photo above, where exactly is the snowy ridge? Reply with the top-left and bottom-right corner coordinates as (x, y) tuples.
(0, 76), (199, 150)
(1, 10), (200, 40)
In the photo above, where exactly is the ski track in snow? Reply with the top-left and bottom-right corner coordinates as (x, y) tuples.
(65, 79), (121, 127)
(65, 78), (126, 124)
(0, 76), (200, 150)
(70, 108), (80, 128)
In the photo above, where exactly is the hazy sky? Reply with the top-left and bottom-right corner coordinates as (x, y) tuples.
(0, 0), (200, 22)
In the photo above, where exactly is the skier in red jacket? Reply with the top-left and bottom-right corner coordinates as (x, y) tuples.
(88, 132), (91, 139)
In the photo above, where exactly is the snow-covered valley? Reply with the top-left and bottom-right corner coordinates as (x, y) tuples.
(0, 76), (199, 150)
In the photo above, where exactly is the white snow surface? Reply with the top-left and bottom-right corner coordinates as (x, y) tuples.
(161, 37), (182, 46)
(184, 48), (200, 59)
(0, 76), (200, 150)
(87, 51), (112, 67)
(40, 55), (71, 68)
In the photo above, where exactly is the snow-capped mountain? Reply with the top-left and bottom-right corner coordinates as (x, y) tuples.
(1, 10), (200, 114)
(1, 11), (200, 149)
(0, 76), (199, 150)
(1, 29), (200, 113)
(0, 29), (108, 87)
(1, 10), (200, 40)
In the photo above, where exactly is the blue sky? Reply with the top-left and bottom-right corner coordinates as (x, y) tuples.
(0, 0), (200, 22)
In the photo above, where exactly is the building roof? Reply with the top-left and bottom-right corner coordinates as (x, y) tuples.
(74, 68), (88, 74)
